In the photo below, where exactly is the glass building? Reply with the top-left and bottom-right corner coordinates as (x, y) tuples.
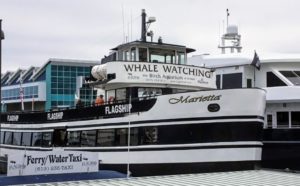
(1, 58), (99, 112)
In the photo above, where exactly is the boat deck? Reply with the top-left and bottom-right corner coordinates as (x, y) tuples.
(26, 170), (300, 186)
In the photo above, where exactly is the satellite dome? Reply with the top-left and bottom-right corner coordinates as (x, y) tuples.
(226, 25), (238, 35)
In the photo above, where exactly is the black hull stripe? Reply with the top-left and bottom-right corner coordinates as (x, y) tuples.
(69, 115), (264, 129)
(1, 115), (264, 131)
(0, 144), (261, 152)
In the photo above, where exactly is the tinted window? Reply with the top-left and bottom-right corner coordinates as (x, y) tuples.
(67, 131), (81, 147)
(12, 132), (22, 146)
(22, 132), (32, 146)
(115, 129), (128, 146)
(280, 71), (300, 86)
(97, 129), (115, 146)
(81, 130), (96, 147)
(292, 111), (300, 127)
(247, 79), (252, 88)
(130, 128), (139, 146)
(32, 132), (42, 146)
(42, 132), (52, 147)
(142, 127), (158, 144)
(277, 112), (289, 128)
(267, 72), (287, 87)
(216, 75), (220, 89)
(4, 131), (13, 145)
(222, 73), (242, 89)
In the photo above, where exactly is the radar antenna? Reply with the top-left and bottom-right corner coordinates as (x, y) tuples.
(218, 9), (242, 54)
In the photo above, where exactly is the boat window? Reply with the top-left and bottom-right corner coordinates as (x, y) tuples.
(32, 132), (42, 146)
(115, 129), (128, 146)
(0, 131), (4, 144)
(21, 132), (32, 146)
(291, 111), (300, 127)
(138, 48), (148, 62)
(106, 90), (116, 103)
(142, 127), (158, 144)
(247, 79), (252, 88)
(4, 131), (12, 145)
(216, 75), (221, 89)
(53, 129), (66, 147)
(118, 50), (123, 61)
(280, 71), (300, 86)
(42, 132), (52, 147)
(67, 131), (81, 147)
(267, 72), (287, 87)
(12, 132), (22, 146)
(149, 48), (175, 63)
(222, 73), (242, 89)
(177, 52), (185, 64)
(131, 47), (136, 61)
(116, 88), (126, 101)
(96, 129), (115, 146)
(295, 71), (300, 77)
(138, 88), (162, 98)
(81, 130), (96, 147)
(124, 50), (130, 61)
(277, 112), (289, 128)
(166, 55), (174, 64)
(130, 128), (139, 146)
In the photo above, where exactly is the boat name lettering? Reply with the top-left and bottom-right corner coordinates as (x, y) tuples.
(47, 112), (64, 120)
(169, 95), (222, 104)
(123, 64), (212, 78)
(26, 154), (83, 166)
(7, 115), (19, 122)
(105, 104), (132, 115)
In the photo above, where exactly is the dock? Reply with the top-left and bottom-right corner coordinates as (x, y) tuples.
(26, 170), (300, 186)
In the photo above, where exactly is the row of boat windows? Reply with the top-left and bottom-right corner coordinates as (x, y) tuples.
(267, 111), (300, 128)
(216, 71), (300, 89)
(0, 124), (260, 147)
(0, 127), (158, 147)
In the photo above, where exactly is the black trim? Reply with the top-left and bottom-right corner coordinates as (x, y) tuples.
(1, 99), (157, 124)
(0, 115), (264, 131)
(68, 144), (261, 152)
(99, 161), (261, 176)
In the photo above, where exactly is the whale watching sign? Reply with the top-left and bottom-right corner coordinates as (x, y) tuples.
(107, 62), (216, 89)
(7, 150), (98, 176)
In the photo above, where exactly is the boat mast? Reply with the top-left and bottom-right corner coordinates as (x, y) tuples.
(141, 9), (147, 42)
(140, 9), (156, 42)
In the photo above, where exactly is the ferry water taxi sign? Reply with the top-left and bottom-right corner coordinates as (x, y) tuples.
(7, 150), (99, 176)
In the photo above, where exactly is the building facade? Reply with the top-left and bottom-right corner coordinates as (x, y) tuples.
(1, 58), (99, 112)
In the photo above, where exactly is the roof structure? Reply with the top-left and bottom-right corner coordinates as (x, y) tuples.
(188, 52), (300, 68)
(29, 170), (300, 186)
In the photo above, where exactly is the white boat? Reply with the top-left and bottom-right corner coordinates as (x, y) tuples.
(189, 21), (300, 171)
(0, 10), (266, 176)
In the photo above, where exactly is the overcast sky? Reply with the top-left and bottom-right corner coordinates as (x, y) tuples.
(0, 0), (300, 72)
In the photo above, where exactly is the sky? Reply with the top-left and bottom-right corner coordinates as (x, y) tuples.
(0, 0), (300, 72)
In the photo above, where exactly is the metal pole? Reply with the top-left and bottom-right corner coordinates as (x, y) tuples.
(0, 19), (3, 157)
(126, 87), (131, 178)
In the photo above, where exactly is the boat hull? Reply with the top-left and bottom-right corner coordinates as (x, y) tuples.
(0, 88), (266, 176)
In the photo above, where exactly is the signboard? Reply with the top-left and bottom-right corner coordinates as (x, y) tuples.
(7, 150), (98, 176)
(107, 62), (216, 89)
